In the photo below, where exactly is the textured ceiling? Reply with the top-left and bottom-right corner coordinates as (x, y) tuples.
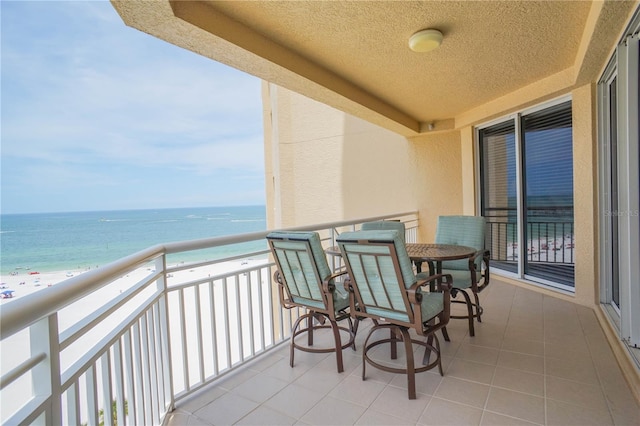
(112, 0), (637, 135)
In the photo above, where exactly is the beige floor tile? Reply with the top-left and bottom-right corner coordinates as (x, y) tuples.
(261, 355), (315, 382)
(485, 387), (545, 425)
(231, 372), (289, 403)
(480, 411), (542, 425)
(491, 366), (544, 396)
(610, 405), (640, 426)
(464, 331), (504, 349)
(214, 366), (261, 391)
(194, 392), (259, 425)
(292, 360), (349, 393)
(546, 398), (614, 425)
(263, 383), (325, 419)
(419, 397), (483, 425)
(455, 343), (501, 365)
(496, 350), (544, 374)
(165, 410), (208, 426)
(545, 375), (609, 411)
(544, 338), (589, 360)
(299, 395), (368, 425)
(355, 409), (413, 425)
(501, 337), (544, 356)
(434, 376), (490, 409)
(445, 358), (496, 384)
(263, 384), (326, 419)
(389, 368), (443, 396)
(545, 354), (599, 384)
(329, 374), (386, 407)
(371, 386), (431, 422)
(235, 405), (297, 425)
(504, 324), (544, 342)
(177, 384), (226, 413)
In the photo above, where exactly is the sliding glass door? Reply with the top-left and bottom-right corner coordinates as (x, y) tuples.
(521, 102), (574, 286)
(479, 99), (575, 289)
(598, 11), (640, 346)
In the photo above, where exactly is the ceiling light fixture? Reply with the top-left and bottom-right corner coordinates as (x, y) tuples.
(408, 29), (443, 52)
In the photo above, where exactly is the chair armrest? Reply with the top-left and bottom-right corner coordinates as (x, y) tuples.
(416, 273), (453, 293)
(322, 269), (349, 293)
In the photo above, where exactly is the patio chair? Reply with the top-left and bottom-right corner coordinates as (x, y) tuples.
(266, 231), (358, 373)
(337, 230), (451, 399)
(360, 220), (406, 243)
(419, 215), (490, 336)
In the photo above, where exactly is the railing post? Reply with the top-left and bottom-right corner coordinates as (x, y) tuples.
(30, 314), (61, 425)
(156, 255), (175, 414)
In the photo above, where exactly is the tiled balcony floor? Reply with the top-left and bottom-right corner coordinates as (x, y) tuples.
(166, 278), (640, 425)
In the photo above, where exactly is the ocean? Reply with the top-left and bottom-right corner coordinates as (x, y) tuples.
(0, 205), (267, 275)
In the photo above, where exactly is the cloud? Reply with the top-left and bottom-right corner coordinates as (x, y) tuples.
(1, 1), (265, 213)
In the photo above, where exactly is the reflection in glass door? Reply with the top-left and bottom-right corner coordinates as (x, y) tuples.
(521, 102), (574, 286)
(479, 99), (575, 289)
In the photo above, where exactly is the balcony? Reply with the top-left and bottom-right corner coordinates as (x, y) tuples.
(1, 213), (639, 425)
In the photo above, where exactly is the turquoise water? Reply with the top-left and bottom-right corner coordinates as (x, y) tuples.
(0, 206), (267, 274)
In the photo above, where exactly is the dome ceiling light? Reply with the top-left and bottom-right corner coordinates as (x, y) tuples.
(408, 29), (443, 52)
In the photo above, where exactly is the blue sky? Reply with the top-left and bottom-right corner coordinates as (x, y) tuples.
(1, 1), (265, 214)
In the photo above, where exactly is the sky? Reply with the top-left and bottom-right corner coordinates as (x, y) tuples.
(1, 1), (265, 215)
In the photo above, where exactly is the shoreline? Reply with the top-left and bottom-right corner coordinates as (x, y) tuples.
(0, 257), (268, 303)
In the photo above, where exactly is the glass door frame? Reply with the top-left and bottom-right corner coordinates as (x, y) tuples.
(475, 95), (575, 292)
(598, 17), (640, 346)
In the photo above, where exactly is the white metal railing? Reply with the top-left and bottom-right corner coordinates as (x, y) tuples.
(0, 212), (418, 425)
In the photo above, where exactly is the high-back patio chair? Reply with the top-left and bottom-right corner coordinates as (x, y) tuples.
(266, 231), (357, 373)
(360, 220), (406, 244)
(420, 215), (490, 336)
(337, 230), (451, 399)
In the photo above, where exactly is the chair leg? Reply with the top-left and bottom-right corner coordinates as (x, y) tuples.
(459, 290), (475, 336)
(390, 328), (398, 360)
(399, 328), (417, 399)
(350, 317), (360, 350)
(434, 333), (443, 376)
(290, 313), (310, 368)
(441, 326), (450, 342)
(474, 292), (482, 322)
(329, 319), (345, 373)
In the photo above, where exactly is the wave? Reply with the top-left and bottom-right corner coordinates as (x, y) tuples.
(230, 219), (266, 223)
(0, 231), (16, 234)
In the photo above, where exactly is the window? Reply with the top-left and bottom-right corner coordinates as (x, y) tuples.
(479, 99), (574, 290)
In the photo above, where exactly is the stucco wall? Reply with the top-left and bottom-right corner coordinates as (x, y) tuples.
(264, 81), (601, 310)
(408, 131), (465, 242)
(263, 84), (417, 229)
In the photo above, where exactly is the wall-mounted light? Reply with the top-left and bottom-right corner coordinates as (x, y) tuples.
(409, 29), (443, 52)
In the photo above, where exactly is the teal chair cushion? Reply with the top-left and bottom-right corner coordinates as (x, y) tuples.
(267, 231), (349, 312)
(338, 230), (418, 322)
(435, 216), (486, 271)
(360, 221), (406, 244)
(420, 292), (445, 322)
(417, 268), (472, 289)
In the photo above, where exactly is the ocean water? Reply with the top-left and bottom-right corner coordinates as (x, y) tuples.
(0, 205), (267, 274)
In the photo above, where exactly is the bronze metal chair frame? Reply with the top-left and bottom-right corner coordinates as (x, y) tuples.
(339, 237), (451, 399)
(446, 250), (490, 337)
(268, 234), (357, 373)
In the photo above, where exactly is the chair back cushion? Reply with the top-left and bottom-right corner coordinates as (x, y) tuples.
(337, 230), (416, 322)
(435, 215), (486, 271)
(267, 231), (333, 309)
(360, 220), (406, 244)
